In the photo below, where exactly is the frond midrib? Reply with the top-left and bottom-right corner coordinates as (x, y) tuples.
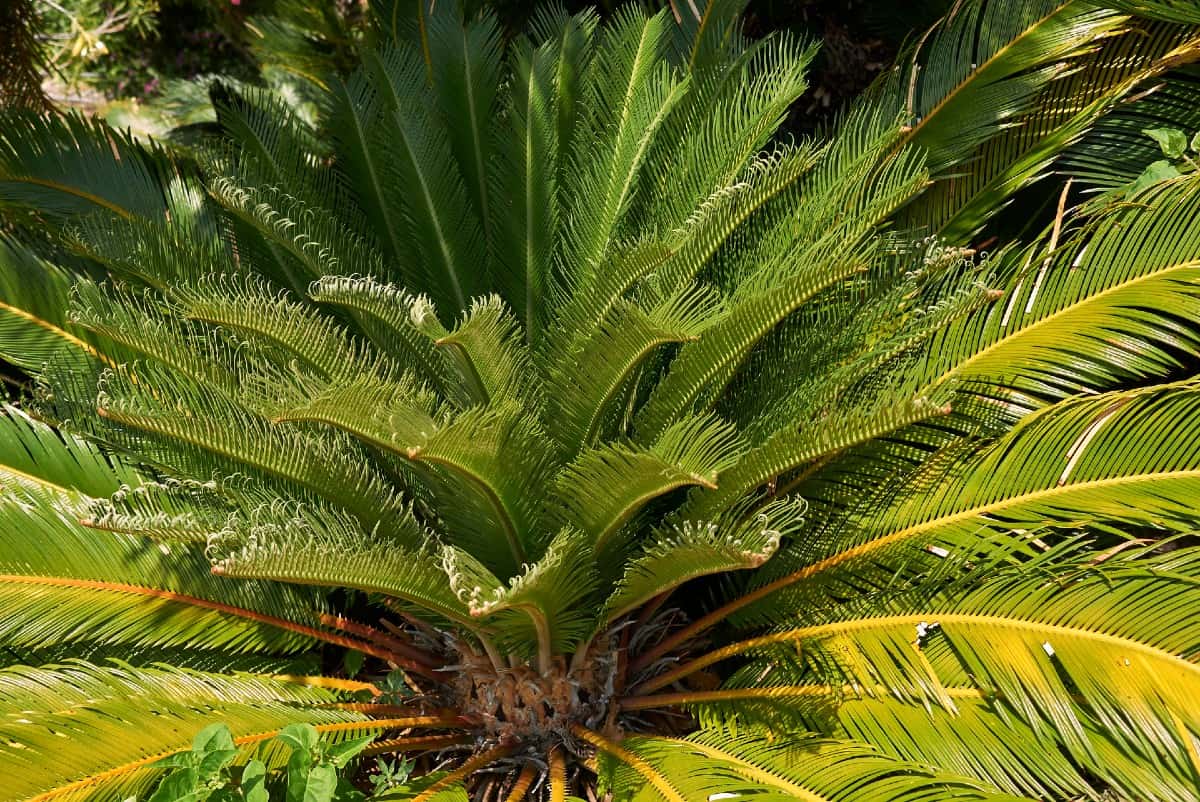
(931, 258), (1200, 390)
(701, 609), (1200, 682)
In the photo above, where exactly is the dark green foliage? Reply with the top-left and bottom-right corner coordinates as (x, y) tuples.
(1, 2), (1200, 801)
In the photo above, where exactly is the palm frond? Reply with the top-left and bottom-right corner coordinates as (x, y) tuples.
(446, 528), (598, 660)
(688, 543), (1200, 800)
(545, 282), (724, 451)
(1059, 65), (1200, 192)
(602, 498), (804, 626)
(911, 22), (1200, 240)
(918, 175), (1200, 408)
(426, 9), (503, 253)
(733, 382), (1200, 628)
(490, 34), (559, 343)
(559, 7), (687, 272)
(554, 414), (743, 560)
(0, 486), (326, 657)
(362, 44), (488, 310)
(0, 404), (137, 498)
(210, 498), (472, 626)
(0, 239), (104, 373)
(597, 728), (1024, 802)
(424, 296), (537, 407)
(308, 275), (462, 402)
(889, 1), (1128, 175)
(206, 177), (388, 290)
(634, 133), (928, 439)
(87, 361), (408, 534)
(0, 661), (370, 802)
(0, 111), (172, 222)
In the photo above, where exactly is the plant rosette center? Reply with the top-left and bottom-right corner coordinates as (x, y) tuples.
(446, 638), (622, 748)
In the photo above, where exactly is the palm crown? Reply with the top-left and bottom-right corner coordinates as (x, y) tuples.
(2, 0), (1200, 800)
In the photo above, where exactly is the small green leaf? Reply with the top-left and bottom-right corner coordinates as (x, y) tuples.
(1144, 126), (1188, 158)
(303, 764), (338, 802)
(1130, 160), (1182, 195)
(148, 768), (199, 802)
(192, 723), (236, 756)
(332, 777), (367, 802)
(380, 670), (412, 695)
(343, 649), (365, 678)
(286, 749), (317, 802)
(326, 735), (375, 769)
(278, 723), (320, 755)
(197, 748), (238, 780)
(1191, 130), (1200, 153)
(153, 752), (198, 770)
(241, 760), (270, 802)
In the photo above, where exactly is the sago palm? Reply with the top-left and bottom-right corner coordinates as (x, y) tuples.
(2, 0), (1200, 800)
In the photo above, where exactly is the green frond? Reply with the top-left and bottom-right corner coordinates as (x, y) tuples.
(549, 143), (822, 366)
(684, 396), (952, 521)
(0, 404), (138, 499)
(526, 7), (598, 188)
(601, 729), (1023, 802)
(0, 661), (368, 802)
(910, 22), (1200, 240)
(69, 280), (244, 397)
(723, 261), (996, 443)
(708, 544), (1200, 798)
(673, 0), (750, 73)
(79, 477), (233, 544)
(602, 498), (804, 626)
(0, 110), (171, 222)
(404, 403), (555, 571)
(640, 33), (815, 231)
(0, 239), (104, 373)
(651, 142), (824, 301)
(633, 125), (928, 439)
(324, 70), (412, 279)
(275, 386), (552, 573)
(206, 177), (388, 290)
(171, 272), (380, 383)
(90, 361), (407, 534)
(554, 414), (744, 559)
(269, 369), (442, 448)
(426, 9), (503, 251)
(890, 1), (1129, 175)
(560, 7), (688, 271)
(211, 500), (472, 626)
(546, 282), (724, 450)
(0, 643), (316, 676)
(919, 176), (1200, 407)
(65, 180), (227, 291)
(207, 82), (333, 214)
(788, 692), (1200, 801)
(490, 34), (559, 343)
(0, 486), (324, 657)
(446, 527), (598, 658)
(308, 275), (461, 402)
(1109, 0), (1200, 23)
(362, 44), (488, 310)
(1060, 64), (1200, 192)
(632, 239), (879, 441)
(427, 295), (537, 407)
(733, 383), (1200, 627)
